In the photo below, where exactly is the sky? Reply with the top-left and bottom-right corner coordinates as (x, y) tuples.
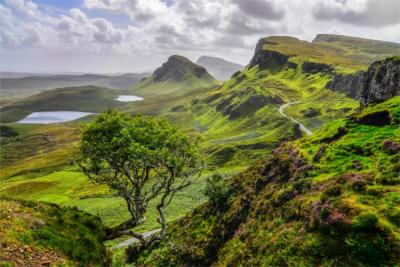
(1, 0), (399, 73)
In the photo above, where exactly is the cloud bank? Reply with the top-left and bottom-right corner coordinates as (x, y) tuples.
(1, 0), (399, 72)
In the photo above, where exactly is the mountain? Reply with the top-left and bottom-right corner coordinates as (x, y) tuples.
(0, 72), (149, 101)
(196, 56), (244, 81)
(0, 85), (127, 123)
(131, 79), (400, 266)
(132, 55), (219, 96)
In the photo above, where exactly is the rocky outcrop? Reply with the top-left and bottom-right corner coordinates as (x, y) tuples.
(359, 57), (400, 106)
(326, 71), (364, 98)
(248, 38), (290, 69)
(326, 57), (400, 105)
(302, 61), (335, 74)
(152, 55), (215, 83)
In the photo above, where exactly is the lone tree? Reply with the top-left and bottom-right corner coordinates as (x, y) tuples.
(78, 110), (202, 248)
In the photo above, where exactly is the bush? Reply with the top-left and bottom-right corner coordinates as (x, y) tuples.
(351, 212), (379, 232)
(346, 234), (389, 265)
(204, 173), (231, 209)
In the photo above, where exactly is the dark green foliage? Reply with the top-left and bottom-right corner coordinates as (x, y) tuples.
(33, 206), (107, 266)
(351, 212), (379, 232)
(345, 234), (389, 265)
(204, 173), (231, 210)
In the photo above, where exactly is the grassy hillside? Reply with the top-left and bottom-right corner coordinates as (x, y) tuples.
(133, 96), (400, 266)
(0, 85), (127, 123)
(0, 198), (107, 266)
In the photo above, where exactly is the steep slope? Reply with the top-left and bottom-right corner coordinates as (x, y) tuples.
(0, 72), (149, 101)
(0, 85), (127, 123)
(196, 56), (244, 81)
(134, 96), (400, 266)
(132, 55), (219, 96)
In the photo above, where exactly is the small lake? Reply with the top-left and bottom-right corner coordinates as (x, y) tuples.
(115, 95), (143, 102)
(17, 111), (93, 124)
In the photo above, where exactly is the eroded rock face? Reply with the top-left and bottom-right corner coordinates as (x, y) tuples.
(302, 62), (335, 74)
(359, 57), (400, 106)
(326, 57), (400, 105)
(326, 71), (364, 98)
(248, 38), (290, 69)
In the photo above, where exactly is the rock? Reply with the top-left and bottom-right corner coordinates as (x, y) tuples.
(302, 61), (335, 74)
(326, 57), (400, 105)
(356, 110), (391, 126)
(248, 38), (290, 69)
(301, 108), (320, 118)
(359, 57), (400, 106)
(31, 218), (46, 230)
(326, 71), (364, 98)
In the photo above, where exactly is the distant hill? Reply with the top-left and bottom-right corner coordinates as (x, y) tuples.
(196, 56), (243, 81)
(312, 34), (400, 64)
(0, 85), (127, 123)
(132, 55), (219, 96)
(0, 73), (149, 101)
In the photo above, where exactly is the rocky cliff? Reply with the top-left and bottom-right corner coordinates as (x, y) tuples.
(326, 57), (400, 105)
(247, 38), (291, 69)
(359, 57), (400, 106)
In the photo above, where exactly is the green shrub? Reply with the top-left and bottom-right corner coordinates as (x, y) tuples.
(204, 173), (231, 209)
(351, 212), (379, 232)
(346, 234), (389, 265)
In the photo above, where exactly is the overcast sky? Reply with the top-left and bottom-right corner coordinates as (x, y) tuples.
(1, 0), (399, 73)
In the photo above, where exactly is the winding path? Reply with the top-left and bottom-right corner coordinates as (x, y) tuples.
(114, 229), (161, 249)
(278, 102), (312, 135)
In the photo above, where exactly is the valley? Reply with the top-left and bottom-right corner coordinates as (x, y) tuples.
(0, 33), (399, 266)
